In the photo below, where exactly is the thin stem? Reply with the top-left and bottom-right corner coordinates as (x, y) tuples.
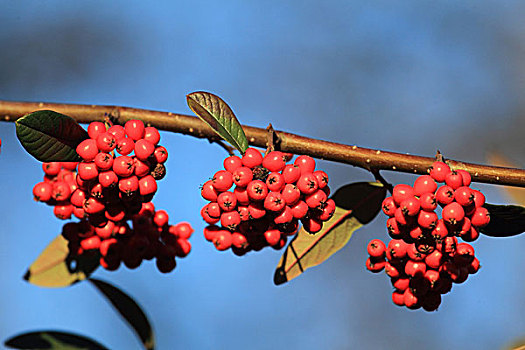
(1, 100), (524, 187)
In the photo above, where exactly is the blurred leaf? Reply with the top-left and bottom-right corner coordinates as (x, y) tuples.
(274, 182), (386, 285)
(481, 203), (525, 237)
(24, 235), (99, 288)
(486, 152), (525, 205)
(16, 110), (87, 162)
(89, 278), (155, 350)
(187, 91), (249, 154)
(5, 331), (108, 350)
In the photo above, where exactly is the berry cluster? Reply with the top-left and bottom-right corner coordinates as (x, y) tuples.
(32, 120), (167, 226)
(32, 120), (192, 273)
(200, 148), (335, 255)
(62, 202), (193, 273)
(366, 161), (490, 311)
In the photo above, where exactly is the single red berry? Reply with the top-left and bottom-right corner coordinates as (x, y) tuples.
(99, 238), (119, 257)
(280, 164), (300, 183)
(392, 291), (405, 306)
(468, 257), (480, 274)
(301, 217), (323, 234)
(133, 158), (151, 177)
(139, 175), (157, 196)
(305, 189), (327, 209)
(471, 189), (485, 208)
(224, 155), (242, 173)
(448, 217), (471, 237)
(454, 186), (474, 207)
(81, 236), (102, 250)
(317, 199), (336, 221)
(54, 203), (74, 220)
(172, 222), (194, 239)
(381, 197), (397, 217)
(94, 152), (113, 171)
(407, 243), (427, 261)
(241, 148), (263, 168)
(395, 207), (414, 226)
(153, 210), (169, 227)
(274, 206), (294, 225)
(221, 211), (241, 231)
(233, 186), (250, 206)
(153, 146), (168, 164)
(88, 121), (106, 139)
(89, 183), (104, 199)
(423, 269), (441, 289)
(392, 184), (415, 206)
(42, 162), (61, 176)
(262, 151), (286, 172)
(430, 219), (448, 240)
(384, 261), (402, 278)
(213, 230), (233, 250)
(453, 242), (475, 266)
(405, 260), (426, 277)
(442, 202), (465, 225)
(113, 156), (135, 177)
(33, 182), (53, 202)
(217, 191), (237, 212)
(296, 173), (319, 195)
(429, 161), (451, 182)
(83, 197), (105, 214)
(95, 221), (116, 239)
(290, 200), (309, 219)
(366, 257), (386, 273)
(264, 191), (286, 212)
(201, 180), (218, 201)
(403, 289), (420, 310)
(213, 170), (234, 192)
(231, 232), (249, 248)
(281, 184), (301, 206)
(435, 185), (455, 206)
(399, 197), (420, 216)
(445, 171), (464, 190)
(96, 132), (117, 153)
(392, 277), (410, 292)
(408, 226), (424, 240)
(203, 225), (221, 241)
(294, 155), (316, 174)
(237, 206), (250, 221)
(119, 175), (139, 194)
(461, 226), (480, 242)
(108, 125), (126, 140)
(470, 207), (490, 228)
(76, 139), (99, 161)
(264, 229), (282, 246)
(78, 162), (99, 181)
(367, 239), (386, 258)
(247, 180), (269, 201)
(413, 175), (437, 196)
(144, 126), (161, 145)
(386, 217), (402, 238)
(247, 202), (266, 219)
(387, 239), (408, 259)
(116, 137), (135, 156)
(266, 172), (285, 192)
(98, 170), (118, 188)
(134, 139), (155, 161)
(419, 192), (437, 211)
(124, 119), (145, 141)
(232, 167), (253, 187)
(313, 170), (329, 189)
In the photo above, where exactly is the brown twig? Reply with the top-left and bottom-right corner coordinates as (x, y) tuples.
(1, 100), (524, 187)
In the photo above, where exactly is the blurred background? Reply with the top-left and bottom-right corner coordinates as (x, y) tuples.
(1, 1), (525, 349)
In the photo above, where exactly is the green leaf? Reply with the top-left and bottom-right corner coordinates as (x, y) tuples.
(89, 278), (155, 350)
(186, 92), (249, 153)
(5, 331), (108, 350)
(24, 235), (99, 288)
(16, 110), (88, 162)
(274, 182), (386, 285)
(481, 203), (525, 237)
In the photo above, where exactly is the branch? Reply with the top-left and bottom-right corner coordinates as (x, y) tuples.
(1, 100), (524, 187)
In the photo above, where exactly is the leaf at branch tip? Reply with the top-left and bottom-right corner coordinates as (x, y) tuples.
(4, 330), (108, 350)
(486, 152), (525, 205)
(274, 182), (386, 285)
(24, 235), (99, 288)
(15, 110), (88, 162)
(186, 92), (249, 154)
(89, 278), (155, 350)
(480, 203), (525, 237)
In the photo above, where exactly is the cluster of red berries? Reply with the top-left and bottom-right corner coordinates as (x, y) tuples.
(366, 161), (490, 311)
(62, 202), (193, 273)
(200, 148), (334, 255)
(32, 120), (167, 226)
(31, 120), (192, 273)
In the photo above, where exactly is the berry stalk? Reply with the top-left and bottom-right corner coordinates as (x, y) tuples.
(1, 100), (524, 187)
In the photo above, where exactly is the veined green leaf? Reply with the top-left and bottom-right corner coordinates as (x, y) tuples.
(186, 92), (249, 153)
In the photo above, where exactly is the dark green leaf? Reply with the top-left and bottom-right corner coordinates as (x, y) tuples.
(5, 331), (108, 350)
(274, 182), (386, 285)
(89, 278), (155, 350)
(186, 92), (249, 153)
(16, 110), (88, 162)
(481, 203), (525, 237)
(24, 235), (99, 288)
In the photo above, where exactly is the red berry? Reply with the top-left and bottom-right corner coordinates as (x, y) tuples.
(382, 197), (397, 217)
(435, 185), (455, 206)
(386, 217), (402, 238)
(153, 210), (169, 227)
(201, 180), (219, 201)
(172, 222), (194, 239)
(33, 182), (53, 202)
(119, 175), (139, 194)
(217, 191), (237, 212)
(248, 202), (266, 219)
(454, 186), (474, 207)
(405, 260), (426, 277)
(264, 191), (286, 212)
(231, 232), (248, 248)
(456, 169), (472, 187)
(247, 180), (269, 201)
(54, 203), (74, 220)
(212, 170), (234, 192)
(213, 230), (233, 250)
(424, 250), (444, 270)
(78, 162), (99, 181)
(88, 121), (106, 140)
(224, 155), (242, 173)
(108, 125), (126, 140)
(392, 184), (415, 206)
(94, 152), (113, 171)
(296, 173), (319, 195)
(403, 289), (420, 309)
(305, 189), (327, 209)
(282, 164), (301, 184)
(83, 197), (105, 214)
(384, 261), (402, 278)
(98, 170), (118, 188)
(232, 167), (253, 187)
(294, 155), (316, 174)
(96, 132), (117, 153)
(153, 146), (168, 164)
(266, 172), (285, 192)
(313, 170), (329, 189)
(454, 242), (475, 266)
(42, 162), (61, 176)
(113, 156), (135, 177)
(419, 192), (437, 211)
(95, 221), (116, 239)
(139, 175), (157, 196)
(301, 217), (323, 233)
(392, 291), (405, 306)
(281, 184), (301, 205)
(124, 119), (145, 141)
(81, 236), (101, 250)
(241, 148), (263, 168)
(387, 239), (408, 259)
(470, 207), (490, 228)
(429, 161), (451, 182)
(445, 171), (464, 190)
(471, 189), (485, 208)
(367, 239), (386, 258)
(76, 139), (99, 161)
(233, 186), (250, 206)
(317, 199), (336, 221)
(262, 151), (286, 172)
(134, 158), (151, 177)
(274, 206), (293, 225)
(468, 257), (481, 274)
(392, 277), (410, 292)
(290, 200), (309, 219)
(144, 126), (161, 145)
(413, 175), (437, 196)
(116, 137), (135, 156)
(399, 197), (420, 216)
(442, 202), (465, 225)
(221, 211), (241, 231)
(264, 229), (282, 246)
(430, 219), (448, 240)
(134, 139), (155, 161)
(366, 258), (386, 273)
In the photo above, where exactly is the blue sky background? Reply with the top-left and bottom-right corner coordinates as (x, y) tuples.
(1, 1), (525, 349)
